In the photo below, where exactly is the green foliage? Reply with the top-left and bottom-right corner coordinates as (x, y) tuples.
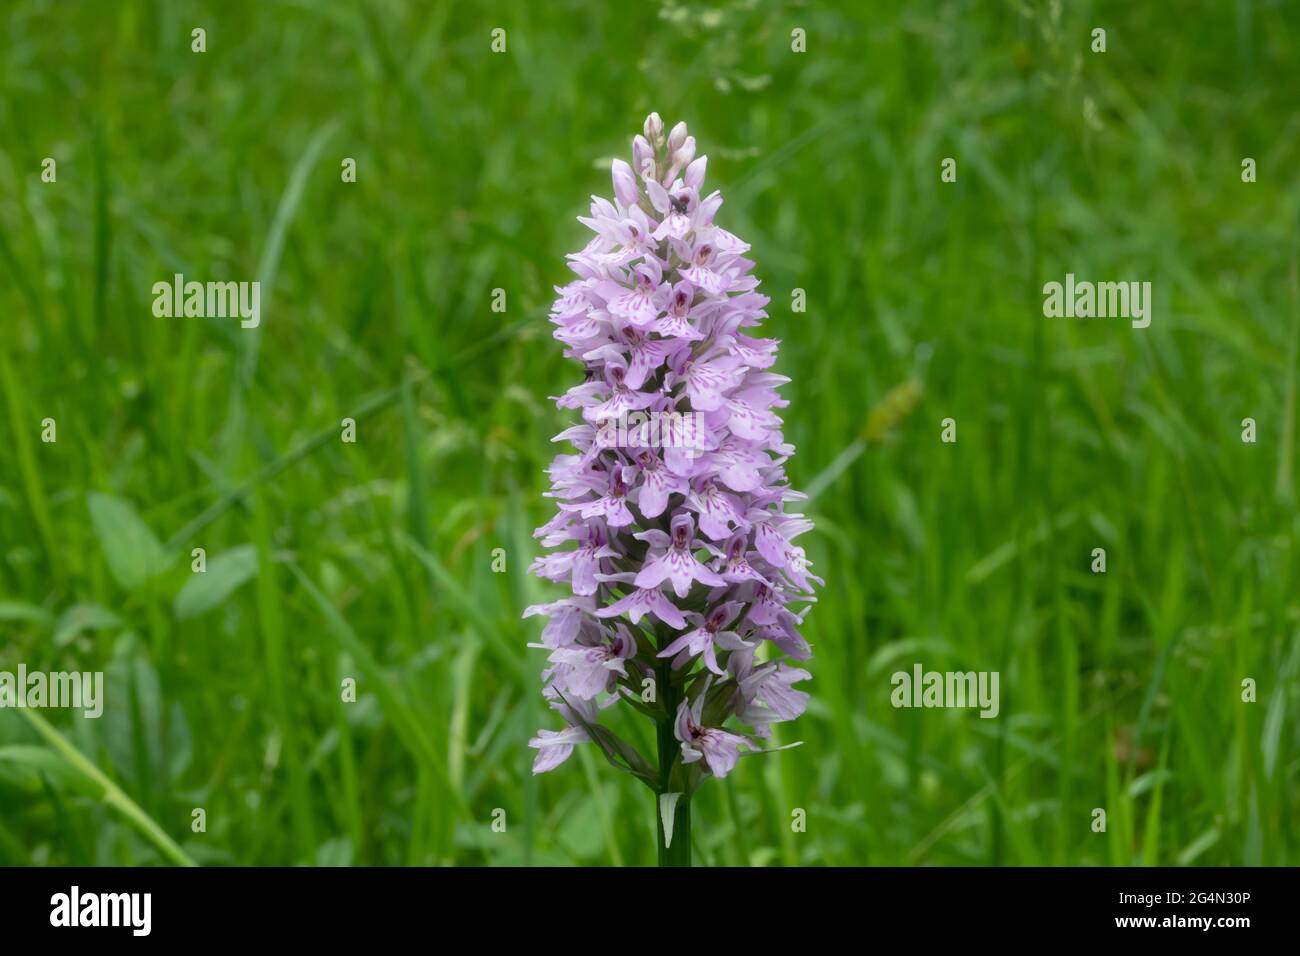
(0, 0), (1297, 866)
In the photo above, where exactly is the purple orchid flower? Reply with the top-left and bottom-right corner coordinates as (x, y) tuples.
(523, 115), (822, 865)
(657, 602), (751, 676)
(633, 513), (726, 598)
(674, 681), (753, 778)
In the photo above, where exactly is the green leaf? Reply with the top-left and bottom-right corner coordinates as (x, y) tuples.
(1176, 827), (1221, 866)
(0, 745), (76, 781)
(87, 492), (169, 590)
(53, 602), (122, 647)
(1261, 684), (1285, 778)
(0, 744), (97, 798)
(557, 795), (607, 860)
(173, 544), (258, 619)
(0, 744), (101, 798)
(166, 701), (193, 783)
(314, 837), (354, 867)
(101, 639), (165, 794)
(589, 723), (658, 785)
(659, 792), (683, 849)
(0, 602), (53, 627)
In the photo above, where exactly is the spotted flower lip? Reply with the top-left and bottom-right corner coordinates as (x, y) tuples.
(525, 115), (821, 782)
(658, 602), (752, 676)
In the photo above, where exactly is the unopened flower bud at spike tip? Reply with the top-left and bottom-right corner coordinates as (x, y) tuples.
(643, 112), (664, 149)
(673, 136), (696, 169)
(667, 121), (688, 152)
(632, 135), (655, 181)
(684, 155), (707, 189)
(525, 116), (822, 793)
(611, 159), (639, 209)
(664, 135), (696, 184)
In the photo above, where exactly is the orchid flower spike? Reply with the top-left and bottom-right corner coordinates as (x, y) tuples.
(524, 115), (822, 863)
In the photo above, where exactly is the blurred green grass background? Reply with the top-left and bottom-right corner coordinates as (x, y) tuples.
(1, 0), (1298, 866)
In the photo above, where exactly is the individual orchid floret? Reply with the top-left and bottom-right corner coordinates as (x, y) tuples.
(658, 602), (751, 676)
(545, 623), (637, 700)
(528, 690), (616, 774)
(675, 681), (753, 778)
(633, 513), (726, 598)
(729, 646), (812, 738)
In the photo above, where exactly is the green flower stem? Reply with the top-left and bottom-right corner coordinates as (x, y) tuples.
(21, 710), (197, 867)
(655, 663), (691, 866)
